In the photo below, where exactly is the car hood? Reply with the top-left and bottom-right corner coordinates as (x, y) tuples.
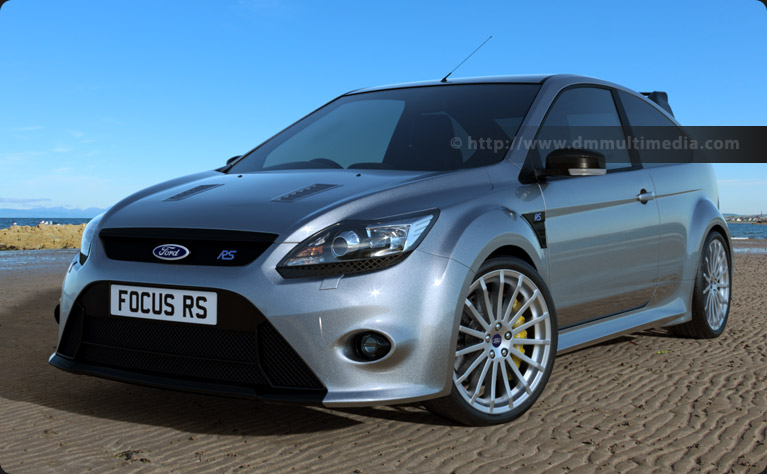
(100, 169), (446, 241)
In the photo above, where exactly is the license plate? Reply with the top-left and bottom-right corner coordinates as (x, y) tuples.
(110, 284), (217, 325)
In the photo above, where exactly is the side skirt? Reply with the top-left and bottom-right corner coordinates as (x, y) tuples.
(557, 297), (688, 354)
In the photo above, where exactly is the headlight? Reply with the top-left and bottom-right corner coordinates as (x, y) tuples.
(277, 211), (438, 278)
(79, 212), (105, 265)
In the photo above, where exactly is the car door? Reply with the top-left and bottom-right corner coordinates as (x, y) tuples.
(615, 90), (694, 288)
(530, 86), (661, 328)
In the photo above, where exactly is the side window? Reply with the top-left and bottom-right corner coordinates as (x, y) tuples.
(617, 91), (691, 167)
(533, 87), (633, 171)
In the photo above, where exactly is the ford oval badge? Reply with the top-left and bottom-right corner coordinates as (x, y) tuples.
(152, 244), (191, 261)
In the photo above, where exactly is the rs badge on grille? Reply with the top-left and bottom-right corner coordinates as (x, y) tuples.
(152, 244), (191, 261)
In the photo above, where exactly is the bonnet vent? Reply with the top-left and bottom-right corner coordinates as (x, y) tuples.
(272, 184), (339, 202)
(164, 184), (223, 201)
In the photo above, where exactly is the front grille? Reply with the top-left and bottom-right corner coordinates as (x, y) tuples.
(100, 228), (278, 267)
(78, 344), (268, 386)
(82, 316), (261, 364)
(57, 309), (83, 358)
(259, 324), (326, 388)
(57, 282), (325, 395)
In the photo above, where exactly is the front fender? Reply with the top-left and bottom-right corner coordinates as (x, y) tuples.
(416, 202), (550, 393)
(421, 202), (548, 277)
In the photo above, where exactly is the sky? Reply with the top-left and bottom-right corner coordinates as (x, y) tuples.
(0, 0), (765, 215)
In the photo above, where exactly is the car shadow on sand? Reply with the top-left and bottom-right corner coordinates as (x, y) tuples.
(0, 289), (450, 436)
(633, 327), (678, 339)
(565, 324), (680, 354)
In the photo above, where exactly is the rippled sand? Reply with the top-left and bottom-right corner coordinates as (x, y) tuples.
(0, 249), (765, 472)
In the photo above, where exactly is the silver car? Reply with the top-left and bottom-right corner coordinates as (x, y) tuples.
(51, 75), (732, 425)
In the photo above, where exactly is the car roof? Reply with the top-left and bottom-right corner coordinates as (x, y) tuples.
(345, 74), (596, 94)
(343, 74), (679, 125)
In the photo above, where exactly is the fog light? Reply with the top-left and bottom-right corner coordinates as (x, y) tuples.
(355, 332), (391, 361)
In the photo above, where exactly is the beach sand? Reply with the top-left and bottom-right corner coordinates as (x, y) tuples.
(0, 247), (765, 473)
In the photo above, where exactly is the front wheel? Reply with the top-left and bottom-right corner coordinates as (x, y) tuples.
(424, 257), (558, 426)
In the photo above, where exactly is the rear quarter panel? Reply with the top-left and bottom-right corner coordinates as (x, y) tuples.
(646, 163), (729, 309)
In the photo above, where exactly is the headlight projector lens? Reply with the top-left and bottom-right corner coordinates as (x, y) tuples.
(331, 231), (360, 258)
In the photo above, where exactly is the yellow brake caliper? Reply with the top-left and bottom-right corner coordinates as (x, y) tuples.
(510, 298), (527, 369)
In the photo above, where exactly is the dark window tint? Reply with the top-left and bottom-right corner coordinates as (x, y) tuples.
(617, 91), (692, 167)
(229, 84), (540, 173)
(532, 87), (633, 171)
(263, 100), (405, 170)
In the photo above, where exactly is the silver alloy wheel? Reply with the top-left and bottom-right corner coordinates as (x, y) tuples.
(454, 269), (553, 415)
(702, 238), (730, 331)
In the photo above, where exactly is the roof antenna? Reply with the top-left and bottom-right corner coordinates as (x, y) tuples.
(440, 35), (493, 83)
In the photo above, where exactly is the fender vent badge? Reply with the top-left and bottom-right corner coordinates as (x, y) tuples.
(522, 212), (547, 249)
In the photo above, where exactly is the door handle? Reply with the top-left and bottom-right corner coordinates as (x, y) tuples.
(636, 189), (654, 204)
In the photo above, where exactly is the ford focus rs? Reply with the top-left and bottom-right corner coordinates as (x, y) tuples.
(51, 74), (732, 425)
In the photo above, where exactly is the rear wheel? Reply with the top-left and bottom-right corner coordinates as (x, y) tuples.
(425, 257), (558, 426)
(672, 231), (732, 339)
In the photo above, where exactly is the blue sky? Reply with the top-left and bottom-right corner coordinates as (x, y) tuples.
(0, 0), (765, 214)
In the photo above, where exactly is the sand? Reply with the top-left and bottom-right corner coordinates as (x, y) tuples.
(0, 224), (84, 251)
(0, 247), (765, 473)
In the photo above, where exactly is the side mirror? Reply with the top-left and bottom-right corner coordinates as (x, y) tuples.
(226, 155), (241, 166)
(537, 148), (607, 178)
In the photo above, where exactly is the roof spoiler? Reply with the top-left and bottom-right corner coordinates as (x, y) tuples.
(640, 91), (674, 117)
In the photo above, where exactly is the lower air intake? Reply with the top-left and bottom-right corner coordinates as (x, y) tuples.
(55, 282), (325, 396)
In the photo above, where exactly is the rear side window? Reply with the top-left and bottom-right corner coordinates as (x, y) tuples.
(617, 91), (692, 167)
(531, 87), (633, 171)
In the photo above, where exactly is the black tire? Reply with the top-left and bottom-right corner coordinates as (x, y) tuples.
(671, 231), (732, 339)
(424, 257), (558, 426)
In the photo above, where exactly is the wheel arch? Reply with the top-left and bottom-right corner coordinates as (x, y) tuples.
(428, 206), (550, 393)
(442, 207), (548, 281)
(486, 245), (537, 271)
(686, 198), (731, 281)
(707, 223), (731, 251)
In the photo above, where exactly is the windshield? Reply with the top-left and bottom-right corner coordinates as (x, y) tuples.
(228, 84), (540, 173)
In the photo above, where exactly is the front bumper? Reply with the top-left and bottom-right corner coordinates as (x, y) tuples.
(52, 244), (472, 407)
(49, 353), (324, 404)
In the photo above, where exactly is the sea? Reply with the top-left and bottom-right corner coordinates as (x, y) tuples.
(0, 217), (92, 229)
(726, 223), (767, 240)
